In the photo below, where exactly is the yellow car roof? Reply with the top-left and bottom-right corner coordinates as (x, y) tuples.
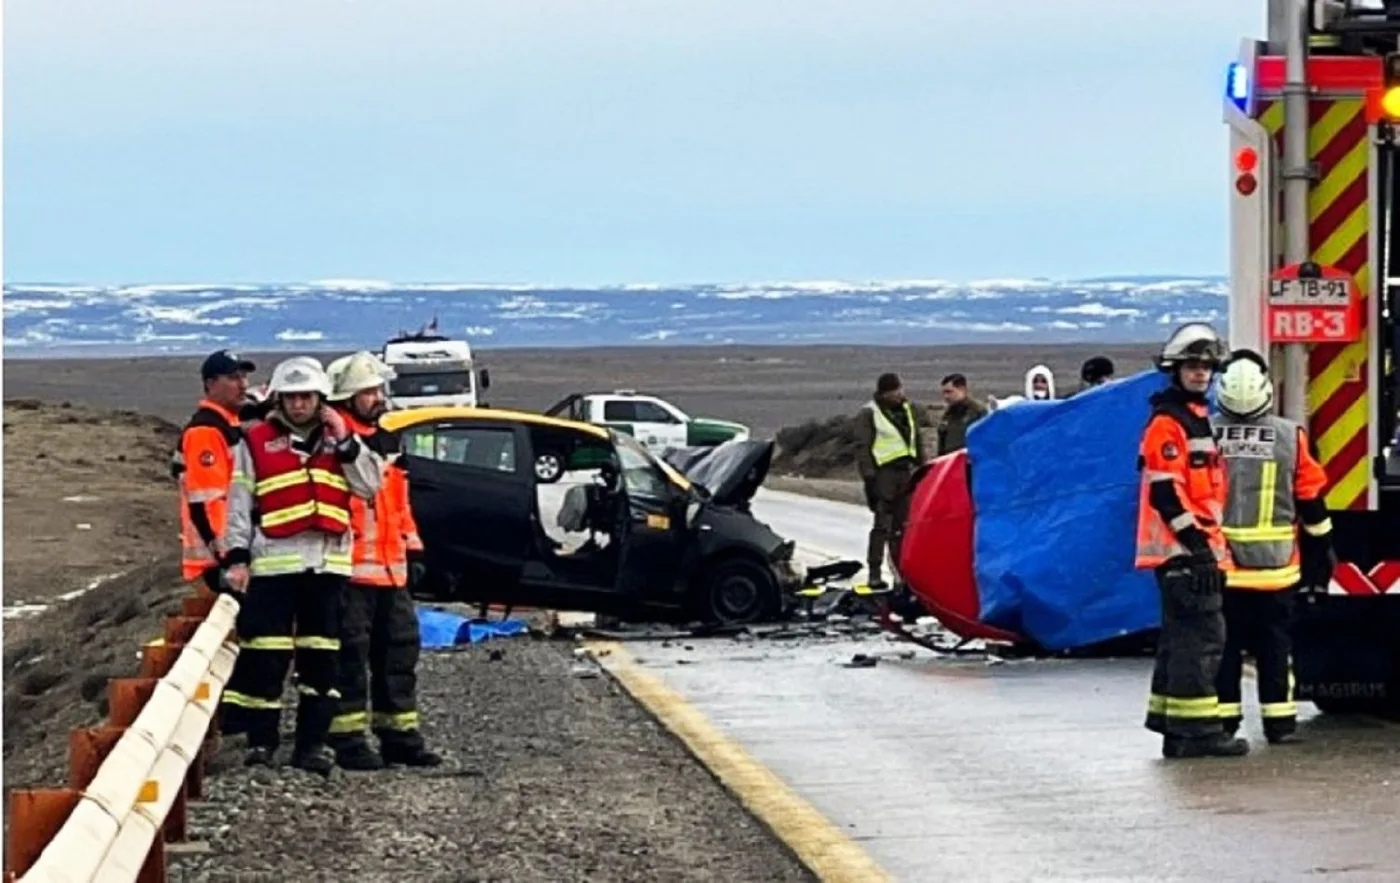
(379, 405), (609, 439)
(380, 405), (693, 491)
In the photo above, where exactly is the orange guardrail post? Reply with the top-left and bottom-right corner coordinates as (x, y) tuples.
(164, 616), (203, 646)
(140, 642), (184, 679)
(108, 677), (159, 728)
(182, 593), (217, 619)
(4, 789), (82, 878)
(69, 726), (127, 790)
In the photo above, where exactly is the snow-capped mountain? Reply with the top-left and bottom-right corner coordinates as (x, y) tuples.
(2, 276), (1228, 356)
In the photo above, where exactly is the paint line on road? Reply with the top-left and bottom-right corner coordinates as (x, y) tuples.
(585, 640), (894, 883)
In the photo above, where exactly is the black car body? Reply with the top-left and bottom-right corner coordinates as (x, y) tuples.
(379, 406), (819, 624)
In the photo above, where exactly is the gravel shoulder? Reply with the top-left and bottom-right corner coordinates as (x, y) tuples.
(174, 635), (815, 883)
(2, 396), (818, 882)
(0, 378), (848, 882)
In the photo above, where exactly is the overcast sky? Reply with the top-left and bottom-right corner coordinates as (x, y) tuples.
(4, 0), (1265, 285)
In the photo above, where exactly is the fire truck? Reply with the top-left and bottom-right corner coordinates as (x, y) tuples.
(1224, 1), (1400, 715)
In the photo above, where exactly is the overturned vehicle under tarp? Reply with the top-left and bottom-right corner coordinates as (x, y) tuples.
(898, 369), (1171, 656)
(899, 367), (1400, 714)
(382, 406), (856, 625)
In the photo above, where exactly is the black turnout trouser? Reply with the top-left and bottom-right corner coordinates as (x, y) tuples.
(1217, 587), (1298, 739)
(220, 572), (345, 751)
(1146, 561), (1227, 739)
(329, 582), (425, 751)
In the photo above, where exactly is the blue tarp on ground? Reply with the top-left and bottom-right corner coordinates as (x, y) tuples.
(967, 369), (1171, 651)
(417, 606), (530, 650)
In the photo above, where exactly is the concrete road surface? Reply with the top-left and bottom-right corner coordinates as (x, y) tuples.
(619, 488), (1400, 882)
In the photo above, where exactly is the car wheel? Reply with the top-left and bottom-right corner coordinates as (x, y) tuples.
(535, 452), (565, 483)
(699, 558), (778, 625)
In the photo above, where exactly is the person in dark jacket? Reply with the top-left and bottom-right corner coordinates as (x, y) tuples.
(936, 373), (988, 455)
(1079, 356), (1115, 391)
(853, 373), (927, 588)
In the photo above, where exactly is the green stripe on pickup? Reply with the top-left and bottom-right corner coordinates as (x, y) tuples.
(686, 418), (749, 446)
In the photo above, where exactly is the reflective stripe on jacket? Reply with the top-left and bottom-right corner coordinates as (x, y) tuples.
(225, 412), (384, 578)
(176, 400), (241, 581)
(341, 410), (424, 587)
(245, 420), (353, 538)
(868, 401), (919, 467)
(1134, 397), (1231, 570)
(1213, 414), (1331, 590)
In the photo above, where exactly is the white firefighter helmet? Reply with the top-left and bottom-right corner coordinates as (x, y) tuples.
(326, 350), (394, 402)
(1217, 354), (1274, 419)
(1157, 322), (1227, 371)
(267, 356), (332, 397)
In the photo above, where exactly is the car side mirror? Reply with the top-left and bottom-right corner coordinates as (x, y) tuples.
(479, 368), (491, 390)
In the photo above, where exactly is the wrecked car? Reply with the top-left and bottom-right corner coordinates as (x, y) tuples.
(380, 406), (836, 625)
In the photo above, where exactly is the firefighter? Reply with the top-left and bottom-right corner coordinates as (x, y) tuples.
(239, 382), (273, 424)
(1212, 350), (1334, 744)
(324, 351), (442, 770)
(173, 350), (255, 593)
(1135, 323), (1249, 758)
(219, 356), (384, 774)
(854, 372), (927, 589)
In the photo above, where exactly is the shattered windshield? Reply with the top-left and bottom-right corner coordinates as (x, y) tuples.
(614, 433), (690, 496)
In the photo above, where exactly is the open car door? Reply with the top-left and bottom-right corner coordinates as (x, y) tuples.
(543, 394), (585, 421)
(611, 435), (690, 606)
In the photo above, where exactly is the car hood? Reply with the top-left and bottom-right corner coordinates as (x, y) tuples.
(660, 438), (773, 506)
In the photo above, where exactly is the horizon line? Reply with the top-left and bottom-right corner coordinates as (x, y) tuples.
(3, 273), (1230, 290)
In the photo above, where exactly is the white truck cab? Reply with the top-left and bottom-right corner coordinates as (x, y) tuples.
(380, 331), (491, 410)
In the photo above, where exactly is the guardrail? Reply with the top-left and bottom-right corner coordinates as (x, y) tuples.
(5, 590), (241, 883)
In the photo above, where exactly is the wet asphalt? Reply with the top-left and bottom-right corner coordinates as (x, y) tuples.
(618, 490), (1400, 883)
(626, 636), (1400, 882)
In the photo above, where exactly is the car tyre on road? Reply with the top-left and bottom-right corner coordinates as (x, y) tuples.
(697, 558), (778, 625)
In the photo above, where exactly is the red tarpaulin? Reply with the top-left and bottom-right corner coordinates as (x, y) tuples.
(898, 452), (1023, 644)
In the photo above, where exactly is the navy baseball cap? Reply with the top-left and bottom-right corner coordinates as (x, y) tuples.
(201, 349), (256, 380)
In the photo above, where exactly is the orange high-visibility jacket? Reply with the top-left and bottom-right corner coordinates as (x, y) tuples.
(341, 410), (423, 587)
(176, 399), (242, 581)
(1135, 397), (1232, 571)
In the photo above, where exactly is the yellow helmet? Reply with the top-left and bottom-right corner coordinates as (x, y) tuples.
(327, 350), (395, 402)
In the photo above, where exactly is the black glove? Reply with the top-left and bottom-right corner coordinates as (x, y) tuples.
(407, 549), (428, 589)
(1177, 526), (1218, 568)
(863, 478), (879, 511)
(1299, 532), (1337, 590)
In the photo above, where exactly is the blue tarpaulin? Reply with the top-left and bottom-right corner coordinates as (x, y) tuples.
(967, 369), (1171, 651)
(417, 606), (529, 650)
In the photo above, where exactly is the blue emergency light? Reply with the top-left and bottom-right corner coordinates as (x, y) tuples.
(1226, 62), (1250, 111)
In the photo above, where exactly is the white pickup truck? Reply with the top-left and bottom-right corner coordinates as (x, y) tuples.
(544, 390), (749, 453)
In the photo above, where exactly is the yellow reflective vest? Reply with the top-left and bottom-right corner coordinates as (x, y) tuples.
(868, 401), (919, 467)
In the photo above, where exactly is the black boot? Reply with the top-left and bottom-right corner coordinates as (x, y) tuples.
(332, 737), (385, 771)
(290, 743), (337, 777)
(381, 738), (443, 768)
(244, 745), (276, 767)
(1162, 733), (1250, 759)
